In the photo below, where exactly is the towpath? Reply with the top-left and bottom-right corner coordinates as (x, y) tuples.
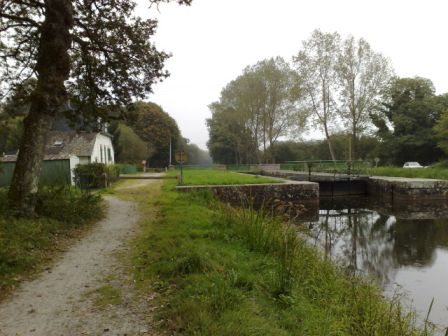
(0, 177), (158, 336)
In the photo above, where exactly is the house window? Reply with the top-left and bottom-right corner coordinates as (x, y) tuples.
(100, 145), (103, 163)
(107, 148), (112, 163)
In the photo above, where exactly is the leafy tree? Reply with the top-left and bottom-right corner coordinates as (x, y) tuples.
(109, 122), (153, 164)
(372, 77), (445, 165)
(185, 143), (212, 165)
(207, 101), (256, 164)
(272, 135), (380, 163)
(293, 30), (341, 161)
(336, 36), (393, 159)
(129, 101), (180, 168)
(207, 57), (302, 164)
(432, 94), (448, 157)
(1, 0), (191, 215)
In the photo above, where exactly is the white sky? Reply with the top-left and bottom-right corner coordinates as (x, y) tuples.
(136, 0), (448, 149)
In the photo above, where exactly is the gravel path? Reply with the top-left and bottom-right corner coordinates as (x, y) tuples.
(0, 180), (156, 336)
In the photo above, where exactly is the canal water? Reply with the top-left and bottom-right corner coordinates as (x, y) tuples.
(304, 197), (448, 331)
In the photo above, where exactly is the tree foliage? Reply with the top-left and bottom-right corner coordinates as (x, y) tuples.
(207, 57), (302, 164)
(372, 77), (446, 165)
(0, 0), (190, 214)
(128, 101), (180, 168)
(109, 122), (153, 164)
(293, 30), (340, 160)
(293, 30), (393, 160)
(336, 36), (393, 158)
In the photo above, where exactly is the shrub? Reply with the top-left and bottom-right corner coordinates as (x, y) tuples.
(73, 163), (120, 189)
(107, 164), (121, 183)
(35, 186), (103, 227)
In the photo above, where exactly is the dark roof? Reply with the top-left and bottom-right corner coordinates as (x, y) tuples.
(0, 131), (101, 162)
(44, 131), (98, 159)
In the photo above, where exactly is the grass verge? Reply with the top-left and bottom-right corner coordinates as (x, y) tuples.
(127, 179), (431, 336)
(0, 186), (103, 297)
(168, 169), (282, 185)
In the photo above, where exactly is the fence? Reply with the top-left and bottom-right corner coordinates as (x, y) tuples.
(0, 159), (72, 187)
(281, 160), (370, 176)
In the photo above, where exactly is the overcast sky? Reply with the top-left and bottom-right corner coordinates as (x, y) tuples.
(137, 0), (448, 149)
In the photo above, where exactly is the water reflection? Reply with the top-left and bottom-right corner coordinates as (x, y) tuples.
(305, 197), (448, 330)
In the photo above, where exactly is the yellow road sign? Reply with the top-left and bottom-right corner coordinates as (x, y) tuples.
(175, 151), (188, 163)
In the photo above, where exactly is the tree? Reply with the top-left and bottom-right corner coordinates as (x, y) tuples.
(207, 57), (302, 164)
(434, 95), (448, 156)
(336, 36), (393, 159)
(109, 122), (153, 164)
(372, 77), (445, 165)
(293, 30), (341, 161)
(0, 0), (191, 215)
(184, 143), (212, 165)
(207, 101), (256, 164)
(129, 101), (180, 168)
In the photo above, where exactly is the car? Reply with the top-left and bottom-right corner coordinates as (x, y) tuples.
(403, 162), (424, 168)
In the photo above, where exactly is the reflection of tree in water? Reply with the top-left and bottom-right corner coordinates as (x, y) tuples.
(392, 219), (448, 267)
(393, 219), (436, 267)
(307, 202), (448, 287)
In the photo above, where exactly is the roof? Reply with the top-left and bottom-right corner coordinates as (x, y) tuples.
(0, 131), (102, 162)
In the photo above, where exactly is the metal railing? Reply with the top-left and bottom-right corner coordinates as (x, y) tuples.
(281, 160), (370, 177)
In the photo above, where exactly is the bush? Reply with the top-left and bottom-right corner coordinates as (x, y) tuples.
(35, 186), (103, 227)
(73, 163), (120, 189)
(107, 164), (121, 183)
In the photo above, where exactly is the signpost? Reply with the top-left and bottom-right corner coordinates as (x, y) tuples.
(175, 151), (188, 184)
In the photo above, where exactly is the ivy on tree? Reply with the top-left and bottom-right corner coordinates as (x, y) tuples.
(0, 0), (191, 215)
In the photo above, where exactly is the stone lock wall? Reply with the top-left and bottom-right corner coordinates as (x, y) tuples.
(176, 182), (319, 207)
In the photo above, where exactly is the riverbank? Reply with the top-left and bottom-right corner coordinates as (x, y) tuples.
(130, 177), (431, 335)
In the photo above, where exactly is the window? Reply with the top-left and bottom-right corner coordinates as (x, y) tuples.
(100, 145), (103, 163)
(107, 147), (112, 163)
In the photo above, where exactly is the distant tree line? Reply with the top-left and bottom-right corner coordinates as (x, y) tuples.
(207, 30), (448, 166)
(112, 101), (211, 167)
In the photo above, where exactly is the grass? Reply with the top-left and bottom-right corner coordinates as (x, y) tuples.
(90, 285), (123, 307)
(0, 186), (104, 297)
(368, 167), (448, 180)
(168, 169), (282, 185)
(124, 178), (431, 336)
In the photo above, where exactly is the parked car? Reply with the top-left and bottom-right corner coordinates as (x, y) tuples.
(403, 162), (424, 168)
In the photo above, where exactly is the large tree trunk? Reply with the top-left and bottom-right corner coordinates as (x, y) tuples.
(8, 0), (73, 216)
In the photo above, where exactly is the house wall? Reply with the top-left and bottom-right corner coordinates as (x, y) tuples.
(69, 156), (80, 185)
(91, 134), (115, 164)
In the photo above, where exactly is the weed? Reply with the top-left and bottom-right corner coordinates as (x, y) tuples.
(90, 285), (123, 307)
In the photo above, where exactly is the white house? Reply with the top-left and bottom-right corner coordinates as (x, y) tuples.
(44, 131), (116, 165)
(0, 131), (115, 186)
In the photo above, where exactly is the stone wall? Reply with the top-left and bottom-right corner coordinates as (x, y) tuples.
(176, 182), (319, 206)
(367, 176), (448, 200)
(249, 164), (281, 172)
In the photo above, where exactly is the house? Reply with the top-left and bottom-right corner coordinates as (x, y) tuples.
(0, 131), (115, 186)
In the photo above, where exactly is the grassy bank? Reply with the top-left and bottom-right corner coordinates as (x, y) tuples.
(0, 187), (103, 296)
(169, 169), (281, 185)
(128, 179), (430, 335)
(369, 167), (448, 180)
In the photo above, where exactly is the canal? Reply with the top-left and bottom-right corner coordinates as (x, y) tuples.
(304, 197), (448, 332)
